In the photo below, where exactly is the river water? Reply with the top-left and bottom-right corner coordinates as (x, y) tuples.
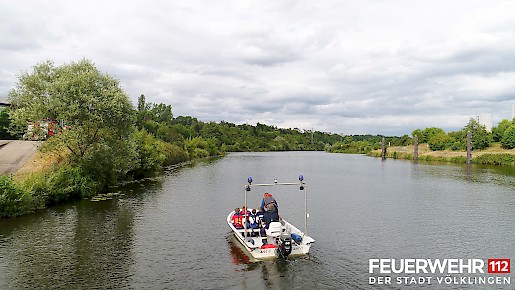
(0, 152), (513, 289)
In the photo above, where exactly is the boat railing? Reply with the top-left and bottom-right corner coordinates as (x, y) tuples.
(243, 176), (309, 237)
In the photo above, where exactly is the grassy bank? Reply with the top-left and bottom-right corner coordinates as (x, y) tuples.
(368, 143), (515, 165)
(0, 138), (193, 218)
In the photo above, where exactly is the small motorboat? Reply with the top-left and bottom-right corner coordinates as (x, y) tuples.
(227, 176), (315, 260)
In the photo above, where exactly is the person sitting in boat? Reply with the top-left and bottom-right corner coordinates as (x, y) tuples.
(260, 192), (278, 212)
(239, 206), (250, 226)
(246, 209), (260, 237)
(241, 206), (250, 218)
(247, 209), (259, 230)
(231, 208), (244, 229)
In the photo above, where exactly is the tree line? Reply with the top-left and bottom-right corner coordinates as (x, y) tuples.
(4, 59), (514, 217)
(0, 59), (344, 217)
(412, 117), (515, 151)
(326, 117), (515, 155)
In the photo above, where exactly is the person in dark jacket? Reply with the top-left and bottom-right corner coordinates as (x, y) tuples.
(260, 192), (278, 212)
(262, 203), (279, 229)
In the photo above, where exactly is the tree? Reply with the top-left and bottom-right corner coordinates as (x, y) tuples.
(150, 103), (173, 125)
(428, 132), (455, 151)
(412, 127), (445, 143)
(492, 119), (513, 142)
(412, 129), (423, 141)
(501, 124), (515, 149)
(423, 127), (445, 143)
(137, 94), (173, 129)
(463, 118), (492, 150)
(9, 59), (136, 164)
(0, 107), (17, 139)
(448, 130), (466, 151)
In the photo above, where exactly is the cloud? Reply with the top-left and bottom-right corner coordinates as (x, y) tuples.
(1, 0), (515, 135)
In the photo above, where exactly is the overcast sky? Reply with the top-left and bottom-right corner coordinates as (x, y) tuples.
(2, 0), (515, 135)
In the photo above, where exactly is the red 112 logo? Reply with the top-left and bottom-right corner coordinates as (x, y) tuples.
(488, 259), (510, 274)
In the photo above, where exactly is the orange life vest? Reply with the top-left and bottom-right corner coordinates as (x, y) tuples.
(232, 213), (243, 228)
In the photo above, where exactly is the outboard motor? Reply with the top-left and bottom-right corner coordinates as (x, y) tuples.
(278, 234), (292, 257)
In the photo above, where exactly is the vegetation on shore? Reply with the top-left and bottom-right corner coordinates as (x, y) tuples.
(365, 118), (515, 166)
(3, 59), (515, 217)
(368, 143), (515, 166)
(0, 59), (347, 217)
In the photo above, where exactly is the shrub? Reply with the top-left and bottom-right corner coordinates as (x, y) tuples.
(428, 133), (455, 151)
(0, 175), (37, 217)
(21, 165), (96, 206)
(450, 156), (467, 163)
(501, 125), (515, 149)
(192, 148), (210, 159)
(47, 165), (96, 204)
(131, 129), (166, 177)
(185, 136), (220, 158)
(473, 154), (515, 166)
(450, 141), (465, 151)
(158, 142), (189, 166)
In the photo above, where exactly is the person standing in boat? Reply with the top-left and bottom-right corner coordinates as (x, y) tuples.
(261, 203), (280, 234)
(259, 192), (278, 212)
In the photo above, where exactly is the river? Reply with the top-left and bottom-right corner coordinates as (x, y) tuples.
(0, 152), (513, 289)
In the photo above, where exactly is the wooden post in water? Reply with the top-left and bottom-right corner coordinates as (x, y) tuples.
(466, 131), (472, 164)
(381, 137), (386, 160)
(414, 135), (419, 161)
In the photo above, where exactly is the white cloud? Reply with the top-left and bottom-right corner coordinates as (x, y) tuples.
(1, 0), (515, 135)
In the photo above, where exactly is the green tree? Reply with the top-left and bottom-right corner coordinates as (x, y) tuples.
(501, 124), (515, 149)
(423, 127), (445, 143)
(428, 132), (455, 151)
(412, 128), (444, 143)
(448, 130), (466, 151)
(8, 59), (137, 189)
(412, 129), (423, 142)
(137, 95), (173, 125)
(492, 119), (513, 142)
(150, 103), (173, 125)
(0, 107), (17, 139)
(463, 118), (492, 150)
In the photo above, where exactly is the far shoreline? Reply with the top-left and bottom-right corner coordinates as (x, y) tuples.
(367, 143), (515, 166)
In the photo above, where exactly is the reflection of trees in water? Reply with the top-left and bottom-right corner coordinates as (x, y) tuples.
(71, 200), (136, 288)
(2, 200), (137, 289)
(2, 178), (164, 289)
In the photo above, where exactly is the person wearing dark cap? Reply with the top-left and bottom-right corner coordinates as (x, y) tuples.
(259, 192), (278, 212)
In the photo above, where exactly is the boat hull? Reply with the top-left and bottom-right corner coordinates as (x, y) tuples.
(227, 211), (315, 260)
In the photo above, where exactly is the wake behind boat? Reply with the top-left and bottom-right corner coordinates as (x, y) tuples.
(227, 176), (315, 260)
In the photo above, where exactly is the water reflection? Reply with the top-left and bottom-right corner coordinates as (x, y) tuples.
(1, 152), (514, 289)
(228, 233), (318, 289)
(0, 177), (165, 289)
(228, 235), (256, 270)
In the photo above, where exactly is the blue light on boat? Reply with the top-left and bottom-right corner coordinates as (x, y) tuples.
(248, 177), (253, 184)
(299, 175), (304, 181)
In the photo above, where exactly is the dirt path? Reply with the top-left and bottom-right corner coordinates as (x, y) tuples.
(0, 141), (40, 174)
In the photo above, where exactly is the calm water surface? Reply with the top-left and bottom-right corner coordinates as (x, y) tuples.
(0, 152), (514, 289)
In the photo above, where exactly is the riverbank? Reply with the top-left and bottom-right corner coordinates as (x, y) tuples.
(368, 143), (515, 165)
